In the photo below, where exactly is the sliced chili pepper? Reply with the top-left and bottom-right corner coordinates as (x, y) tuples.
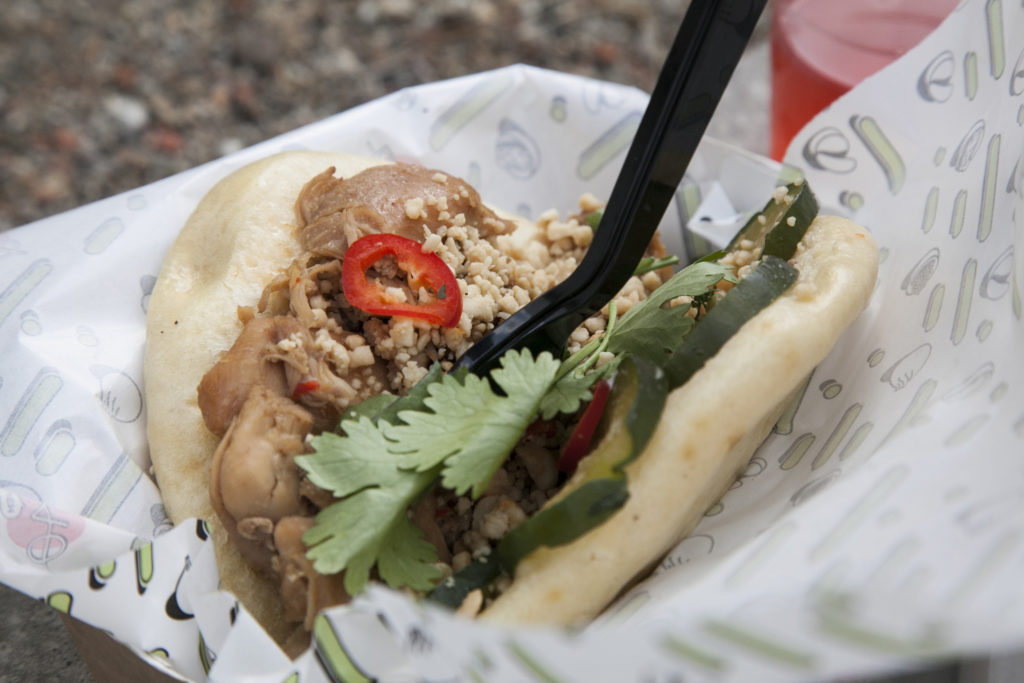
(341, 233), (462, 328)
(557, 379), (611, 473)
(291, 379), (320, 400)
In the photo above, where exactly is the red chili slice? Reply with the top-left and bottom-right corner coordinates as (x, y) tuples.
(291, 379), (320, 400)
(557, 380), (611, 473)
(341, 233), (462, 328)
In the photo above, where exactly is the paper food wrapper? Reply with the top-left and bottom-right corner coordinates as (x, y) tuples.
(2, 0), (1023, 679)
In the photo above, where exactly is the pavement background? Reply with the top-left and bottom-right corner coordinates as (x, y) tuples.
(0, 1), (1016, 681)
(0, 0), (769, 233)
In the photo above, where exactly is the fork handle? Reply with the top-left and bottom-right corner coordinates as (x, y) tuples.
(456, 0), (768, 375)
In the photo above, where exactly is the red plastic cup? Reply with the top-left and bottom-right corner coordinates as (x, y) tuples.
(770, 0), (959, 160)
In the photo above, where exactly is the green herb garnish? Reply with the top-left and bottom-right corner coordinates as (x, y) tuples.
(296, 349), (565, 594)
(633, 254), (680, 276)
(605, 261), (736, 363)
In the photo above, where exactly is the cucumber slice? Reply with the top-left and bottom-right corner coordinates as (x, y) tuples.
(494, 357), (666, 571)
(726, 180), (818, 261)
(427, 555), (501, 609)
(428, 477), (633, 609)
(664, 255), (798, 388)
(493, 477), (629, 571)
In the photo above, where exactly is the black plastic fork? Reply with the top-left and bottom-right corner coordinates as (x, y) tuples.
(454, 0), (768, 375)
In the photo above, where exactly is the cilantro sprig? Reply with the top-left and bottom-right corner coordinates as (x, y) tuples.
(633, 254), (680, 275)
(606, 260), (736, 362)
(552, 260), (737, 375)
(295, 349), (562, 594)
(535, 259), (735, 426)
(385, 349), (560, 497)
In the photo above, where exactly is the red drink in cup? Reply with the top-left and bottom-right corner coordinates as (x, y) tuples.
(770, 0), (959, 160)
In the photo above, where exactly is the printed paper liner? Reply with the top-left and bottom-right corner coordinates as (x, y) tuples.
(2, 1), (1023, 678)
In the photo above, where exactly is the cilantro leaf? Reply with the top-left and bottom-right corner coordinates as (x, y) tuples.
(622, 260), (736, 320)
(299, 417), (401, 498)
(697, 249), (728, 263)
(605, 260), (736, 362)
(539, 360), (619, 420)
(391, 363), (446, 416)
(302, 467), (440, 595)
(377, 516), (445, 591)
(633, 254), (680, 276)
(538, 371), (596, 420)
(297, 415), (442, 593)
(339, 394), (395, 424)
(384, 349), (560, 497)
(607, 313), (696, 362)
(298, 364), (449, 498)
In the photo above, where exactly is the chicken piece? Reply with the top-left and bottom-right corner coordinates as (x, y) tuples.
(295, 163), (515, 258)
(274, 516), (350, 630)
(261, 319), (388, 432)
(299, 476), (336, 512)
(197, 316), (305, 436)
(208, 385), (312, 572)
(199, 306), (388, 435)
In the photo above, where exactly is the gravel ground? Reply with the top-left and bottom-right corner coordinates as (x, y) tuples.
(0, 0), (754, 232)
